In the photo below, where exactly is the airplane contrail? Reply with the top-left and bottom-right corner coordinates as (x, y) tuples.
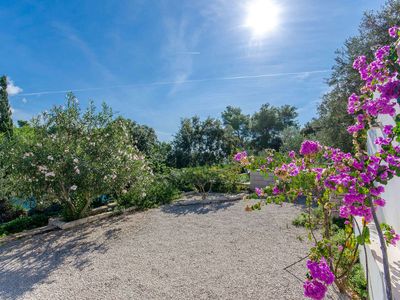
(17, 69), (330, 97)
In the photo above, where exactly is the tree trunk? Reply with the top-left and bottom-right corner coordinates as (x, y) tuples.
(371, 207), (393, 300)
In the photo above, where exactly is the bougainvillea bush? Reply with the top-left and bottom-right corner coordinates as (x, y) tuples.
(235, 26), (400, 300)
(7, 93), (150, 220)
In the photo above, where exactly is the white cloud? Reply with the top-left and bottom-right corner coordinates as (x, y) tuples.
(6, 78), (23, 96)
(22, 97), (28, 103)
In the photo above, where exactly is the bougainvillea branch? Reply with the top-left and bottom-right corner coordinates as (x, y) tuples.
(234, 26), (400, 299)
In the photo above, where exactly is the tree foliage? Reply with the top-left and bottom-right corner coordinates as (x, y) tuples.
(314, 0), (400, 152)
(0, 75), (13, 138)
(6, 93), (149, 220)
(221, 106), (250, 147)
(250, 104), (298, 151)
(169, 116), (233, 168)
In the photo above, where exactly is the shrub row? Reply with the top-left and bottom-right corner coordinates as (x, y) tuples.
(0, 214), (49, 236)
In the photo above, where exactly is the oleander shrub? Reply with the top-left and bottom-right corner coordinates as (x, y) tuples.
(7, 93), (149, 221)
(118, 174), (180, 209)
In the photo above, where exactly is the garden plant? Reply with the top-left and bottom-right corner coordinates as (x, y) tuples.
(5, 94), (150, 221)
(235, 26), (400, 300)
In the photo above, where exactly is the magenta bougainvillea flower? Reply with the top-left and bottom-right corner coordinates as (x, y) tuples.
(300, 140), (321, 156)
(255, 187), (264, 197)
(233, 151), (247, 162)
(389, 26), (399, 38)
(303, 280), (327, 300)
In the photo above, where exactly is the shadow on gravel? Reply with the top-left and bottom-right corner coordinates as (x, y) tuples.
(0, 215), (126, 300)
(161, 201), (235, 216)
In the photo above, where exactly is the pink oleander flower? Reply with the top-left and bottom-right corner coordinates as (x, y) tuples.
(300, 140), (322, 156)
(303, 280), (327, 300)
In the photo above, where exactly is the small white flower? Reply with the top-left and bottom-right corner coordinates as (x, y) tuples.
(122, 189), (127, 194)
(70, 185), (77, 191)
(75, 168), (80, 174)
(45, 172), (55, 177)
(73, 158), (79, 163)
(38, 165), (48, 172)
(47, 155), (53, 161)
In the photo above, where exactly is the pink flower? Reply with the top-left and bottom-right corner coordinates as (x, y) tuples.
(272, 186), (281, 195)
(255, 187), (264, 197)
(300, 140), (322, 156)
(288, 150), (296, 159)
(303, 280), (327, 300)
(234, 151), (247, 162)
(306, 258), (335, 285)
(370, 186), (384, 196)
(389, 26), (399, 38)
(373, 198), (386, 207)
(383, 125), (394, 135)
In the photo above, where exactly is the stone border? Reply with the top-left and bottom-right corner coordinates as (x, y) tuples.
(174, 193), (247, 206)
(0, 225), (57, 244)
(0, 204), (138, 245)
(49, 206), (138, 230)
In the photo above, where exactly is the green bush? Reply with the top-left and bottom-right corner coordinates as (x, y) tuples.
(0, 214), (49, 235)
(118, 174), (180, 209)
(292, 207), (323, 229)
(7, 94), (149, 221)
(173, 165), (241, 197)
(348, 263), (368, 299)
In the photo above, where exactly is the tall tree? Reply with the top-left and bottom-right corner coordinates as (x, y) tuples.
(280, 126), (305, 153)
(221, 106), (250, 146)
(250, 103), (298, 151)
(114, 117), (158, 156)
(315, 0), (400, 152)
(0, 75), (13, 137)
(169, 116), (232, 168)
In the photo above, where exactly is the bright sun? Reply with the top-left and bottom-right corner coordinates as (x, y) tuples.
(244, 0), (281, 38)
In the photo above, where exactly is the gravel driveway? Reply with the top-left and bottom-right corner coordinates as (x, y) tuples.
(0, 200), (341, 300)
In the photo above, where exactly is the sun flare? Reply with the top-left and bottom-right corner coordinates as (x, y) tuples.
(244, 0), (281, 38)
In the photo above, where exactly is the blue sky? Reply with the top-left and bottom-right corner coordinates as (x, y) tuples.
(1, 0), (383, 140)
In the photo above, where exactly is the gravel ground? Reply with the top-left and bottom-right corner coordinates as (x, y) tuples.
(0, 200), (342, 300)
